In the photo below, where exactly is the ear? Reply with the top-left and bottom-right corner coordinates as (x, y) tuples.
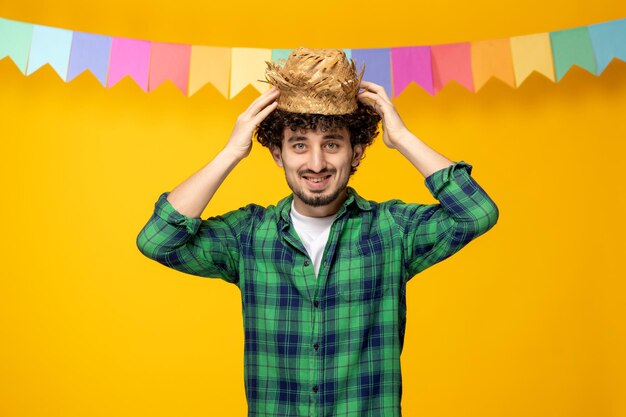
(351, 144), (364, 167)
(270, 145), (284, 167)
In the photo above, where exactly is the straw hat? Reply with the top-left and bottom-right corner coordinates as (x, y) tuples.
(264, 47), (364, 115)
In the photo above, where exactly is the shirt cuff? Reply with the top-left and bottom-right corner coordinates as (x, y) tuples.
(424, 161), (474, 199)
(154, 191), (203, 235)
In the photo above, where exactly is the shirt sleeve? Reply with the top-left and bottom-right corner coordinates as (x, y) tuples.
(136, 191), (254, 286)
(386, 161), (499, 281)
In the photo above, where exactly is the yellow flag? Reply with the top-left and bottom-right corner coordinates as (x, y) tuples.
(510, 33), (555, 85)
(230, 48), (272, 98)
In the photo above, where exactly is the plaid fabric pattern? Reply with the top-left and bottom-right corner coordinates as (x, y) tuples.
(136, 161), (498, 417)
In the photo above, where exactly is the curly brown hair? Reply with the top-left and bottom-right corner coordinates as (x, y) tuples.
(254, 101), (381, 174)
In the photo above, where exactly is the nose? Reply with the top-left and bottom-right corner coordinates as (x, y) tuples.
(308, 147), (327, 173)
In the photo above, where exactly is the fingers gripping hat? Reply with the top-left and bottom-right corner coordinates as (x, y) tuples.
(264, 47), (365, 115)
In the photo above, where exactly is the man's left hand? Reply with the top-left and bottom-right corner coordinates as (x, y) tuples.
(357, 81), (412, 149)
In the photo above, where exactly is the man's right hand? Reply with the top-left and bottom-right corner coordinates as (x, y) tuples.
(224, 86), (280, 160)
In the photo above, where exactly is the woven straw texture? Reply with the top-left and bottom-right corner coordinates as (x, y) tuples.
(264, 47), (364, 115)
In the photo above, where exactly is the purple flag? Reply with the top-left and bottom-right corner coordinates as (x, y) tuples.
(351, 48), (392, 97)
(68, 32), (112, 86)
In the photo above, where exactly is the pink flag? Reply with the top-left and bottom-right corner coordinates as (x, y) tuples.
(431, 42), (474, 93)
(391, 46), (433, 96)
(107, 37), (151, 91)
(149, 42), (191, 94)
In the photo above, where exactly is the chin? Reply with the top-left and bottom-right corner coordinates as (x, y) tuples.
(297, 185), (346, 208)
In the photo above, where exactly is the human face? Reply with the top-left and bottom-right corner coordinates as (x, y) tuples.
(271, 126), (363, 217)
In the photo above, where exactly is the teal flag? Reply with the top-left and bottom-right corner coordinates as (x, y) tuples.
(0, 18), (34, 74)
(271, 48), (292, 63)
(271, 48), (353, 62)
(550, 27), (597, 82)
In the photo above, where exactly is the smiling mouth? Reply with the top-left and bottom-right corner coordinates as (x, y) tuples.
(303, 175), (331, 183)
(302, 174), (332, 189)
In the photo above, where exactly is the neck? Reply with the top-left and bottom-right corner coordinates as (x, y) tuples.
(293, 190), (348, 217)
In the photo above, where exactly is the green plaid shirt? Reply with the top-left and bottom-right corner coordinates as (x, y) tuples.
(136, 161), (498, 417)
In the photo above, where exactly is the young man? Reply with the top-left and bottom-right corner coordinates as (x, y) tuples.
(136, 47), (499, 417)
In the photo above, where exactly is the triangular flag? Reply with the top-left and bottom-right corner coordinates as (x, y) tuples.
(188, 46), (231, 98)
(0, 18), (33, 74)
(471, 38), (516, 91)
(26, 24), (73, 80)
(107, 37), (151, 91)
(588, 18), (626, 75)
(230, 48), (272, 98)
(67, 32), (112, 86)
(391, 46), (433, 96)
(510, 33), (555, 85)
(149, 42), (191, 94)
(351, 48), (392, 96)
(3, 16), (623, 99)
(271, 49), (293, 63)
(550, 27), (597, 82)
(431, 42), (474, 93)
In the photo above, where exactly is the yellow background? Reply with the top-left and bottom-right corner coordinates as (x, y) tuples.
(1, 1), (625, 416)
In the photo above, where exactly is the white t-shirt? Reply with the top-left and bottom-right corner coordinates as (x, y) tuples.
(290, 201), (336, 278)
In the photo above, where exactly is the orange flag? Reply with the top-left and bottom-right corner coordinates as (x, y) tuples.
(188, 46), (231, 98)
(471, 38), (516, 91)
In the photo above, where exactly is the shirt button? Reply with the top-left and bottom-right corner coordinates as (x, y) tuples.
(304, 260), (310, 266)
(314, 343), (319, 351)
(313, 300), (319, 307)
(312, 385), (318, 393)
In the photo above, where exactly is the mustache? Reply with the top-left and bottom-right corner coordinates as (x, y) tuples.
(298, 168), (336, 176)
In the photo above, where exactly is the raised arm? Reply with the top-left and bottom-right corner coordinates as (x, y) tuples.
(166, 87), (280, 217)
(358, 81), (498, 280)
(135, 87), (279, 283)
(357, 80), (453, 177)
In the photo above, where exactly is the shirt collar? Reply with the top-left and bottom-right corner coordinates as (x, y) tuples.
(277, 186), (372, 223)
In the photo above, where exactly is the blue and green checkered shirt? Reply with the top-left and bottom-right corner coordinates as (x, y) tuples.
(136, 161), (498, 417)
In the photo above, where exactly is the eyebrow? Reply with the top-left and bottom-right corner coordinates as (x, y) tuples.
(287, 132), (346, 143)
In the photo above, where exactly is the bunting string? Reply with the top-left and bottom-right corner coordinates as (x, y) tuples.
(1, 16), (625, 98)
